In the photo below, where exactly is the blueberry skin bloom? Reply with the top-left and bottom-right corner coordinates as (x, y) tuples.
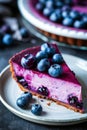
(62, 17), (74, 26)
(21, 92), (32, 101)
(21, 54), (36, 69)
(2, 34), (13, 45)
(36, 51), (48, 60)
(48, 64), (63, 77)
(20, 27), (29, 38)
(31, 104), (42, 115)
(52, 53), (63, 63)
(37, 58), (50, 72)
(16, 97), (29, 109)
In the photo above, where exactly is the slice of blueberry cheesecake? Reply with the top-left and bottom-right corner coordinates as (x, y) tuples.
(9, 43), (83, 113)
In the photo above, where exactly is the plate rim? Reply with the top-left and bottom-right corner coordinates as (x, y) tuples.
(18, 0), (87, 40)
(0, 54), (87, 125)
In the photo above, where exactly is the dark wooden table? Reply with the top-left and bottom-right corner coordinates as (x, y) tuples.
(0, 4), (87, 130)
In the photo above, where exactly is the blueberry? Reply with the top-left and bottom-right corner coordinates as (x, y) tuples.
(35, 2), (44, 11)
(64, 0), (73, 6)
(1, 25), (12, 34)
(37, 86), (49, 96)
(21, 54), (36, 69)
(20, 27), (29, 38)
(62, 6), (71, 11)
(2, 34), (13, 45)
(62, 17), (74, 26)
(48, 64), (63, 77)
(67, 94), (78, 106)
(74, 20), (86, 29)
(38, 0), (46, 4)
(46, 0), (54, 8)
(55, 1), (64, 8)
(62, 10), (70, 18)
(41, 43), (50, 51)
(36, 51), (48, 60)
(43, 8), (53, 17)
(16, 97), (29, 109)
(76, 101), (83, 109)
(70, 10), (80, 20)
(37, 58), (50, 72)
(21, 92), (32, 101)
(31, 104), (42, 115)
(50, 12), (62, 22)
(52, 53), (63, 63)
(18, 78), (28, 88)
(82, 15), (87, 22)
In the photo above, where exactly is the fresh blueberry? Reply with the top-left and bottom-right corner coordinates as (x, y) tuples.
(64, 0), (73, 6)
(21, 92), (32, 101)
(37, 58), (50, 72)
(1, 24), (12, 34)
(82, 15), (87, 22)
(62, 5), (71, 11)
(62, 17), (74, 26)
(52, 53), (63, 63)
(48, 64), (63, 77)
(43, 7), (53, 17)
(37, 86), (49, 96)
(31, 104), (42, 115)
(20, 27), (29, 38)
(21, 54), (36, 69)
(62, 10), (70, 18)
(70, 10), (80, 20)
(16, 96), (29, 109)
(67, 94), (78, 106)
(36, 51), (48, 60)
(2, 34), (13, 45)
(35, 2), (44, 11)
(46, 0), (54, 8)
(38, 0), (46, 4)
(41, 43), (50, 51)
(50, 12), (62, 22)
(73, 20), (86, 29)
(76, 101), (83, 109)
(55, 1), (64, 8)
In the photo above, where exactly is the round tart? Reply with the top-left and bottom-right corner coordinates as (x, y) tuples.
(18, 0), (87, 48)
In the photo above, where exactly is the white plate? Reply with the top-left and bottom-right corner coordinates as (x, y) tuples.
(18, 0), (87, 40)
(0, 54), (87, 125)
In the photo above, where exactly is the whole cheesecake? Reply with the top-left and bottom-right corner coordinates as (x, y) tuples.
(18, 0), (87, 47)
(9, 43), (83, 113)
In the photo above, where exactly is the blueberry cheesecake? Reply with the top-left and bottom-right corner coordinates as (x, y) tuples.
(21, 0), (87, 46)
(9, 43), (83, 113)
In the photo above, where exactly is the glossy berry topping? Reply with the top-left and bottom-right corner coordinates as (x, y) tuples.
(21, 54), (36, 69)
(48, 64), (63, 77)
(74, 20), (86, 29)
(16, 96), (29, 109)
(37, 86), (49, 96)
(36, 2), (44, 11)
(43, 8), (53, 17)
(52, 53), (63, 63)
(37, 58), (50, 72)
(18, 78), (28, 88)
(31, 104), (42, 115)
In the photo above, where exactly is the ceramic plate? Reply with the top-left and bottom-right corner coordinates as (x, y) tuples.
(0, 54), (87, 125)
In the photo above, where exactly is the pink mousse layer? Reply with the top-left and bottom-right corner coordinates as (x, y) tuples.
(13, 63), (82, 104)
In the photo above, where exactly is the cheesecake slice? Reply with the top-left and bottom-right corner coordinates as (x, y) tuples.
(9, 43), (83, 113)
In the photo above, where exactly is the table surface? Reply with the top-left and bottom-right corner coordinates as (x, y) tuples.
(0, 4), (87, 130)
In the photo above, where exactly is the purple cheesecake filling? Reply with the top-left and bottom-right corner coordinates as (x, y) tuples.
(13, 62), (82, 104)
